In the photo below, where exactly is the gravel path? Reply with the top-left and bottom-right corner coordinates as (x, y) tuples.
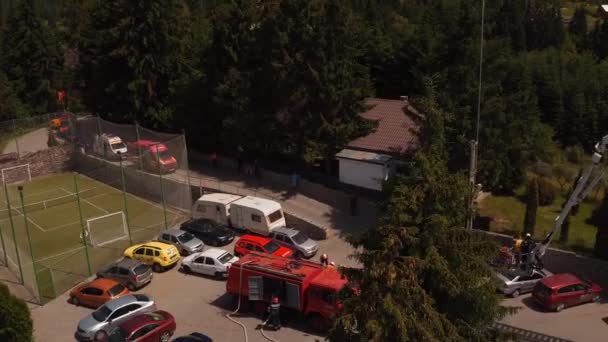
(2, 128), (49, 155)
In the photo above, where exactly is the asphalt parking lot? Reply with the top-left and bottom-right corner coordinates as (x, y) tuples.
(31, 236), (358, 342)
(500, 295), (608, 342)
(30, 232), (608, 342)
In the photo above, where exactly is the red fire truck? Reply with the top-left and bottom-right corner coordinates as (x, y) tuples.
(226, 252), (353, 331)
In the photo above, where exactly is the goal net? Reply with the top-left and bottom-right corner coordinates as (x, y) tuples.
(85, 211), (128, 247)
(1, 164), (31, 185)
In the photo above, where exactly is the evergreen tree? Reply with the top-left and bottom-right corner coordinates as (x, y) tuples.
(523, 177), (539, 236)
(330, 87), (510, 341)
(590, 20), (608, 59)
(80, 0), (194, 124)
(569, 7), (587, 50)
(0, 283), (33, 342)
(0, 71), (29, 120)
(0, 0), (62, 114)
(591, 189), (608, 260)
(203, 0), (373, 167)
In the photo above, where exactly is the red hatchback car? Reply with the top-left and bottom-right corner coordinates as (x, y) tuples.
(234, 234), (293, 258)
(104, 310), (176, 342)
(532, 273), (602, 312)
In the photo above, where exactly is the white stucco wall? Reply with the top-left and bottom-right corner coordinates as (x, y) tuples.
(338, 158), (388, 191)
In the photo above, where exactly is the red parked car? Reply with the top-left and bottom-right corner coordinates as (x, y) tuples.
(103, 310), (176, 342)
(234, 234), (293, 258)
(532, 273), (602, 312)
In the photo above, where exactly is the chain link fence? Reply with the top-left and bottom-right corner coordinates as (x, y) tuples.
(0, 113), (193, 304)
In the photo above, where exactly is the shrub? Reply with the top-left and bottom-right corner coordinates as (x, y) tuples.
(565, 145), (584, 164)
(0, 283), (33, 342)
(529, 161), (553, 178)
(537, 177), (557, 206)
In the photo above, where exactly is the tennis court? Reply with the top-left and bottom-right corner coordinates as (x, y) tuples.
(0, 172), (188, 303)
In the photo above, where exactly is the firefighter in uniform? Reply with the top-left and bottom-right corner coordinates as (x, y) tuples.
(320, 253), (328, 268)
(267, 296), (281, 330)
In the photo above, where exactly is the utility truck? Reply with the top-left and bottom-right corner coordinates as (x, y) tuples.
(92, 133), (127, 160)
(192, 193), (286, 236)
(127, 140), (177, 174)
(496, 134), (608, 272)
(226, 252), (354, 331)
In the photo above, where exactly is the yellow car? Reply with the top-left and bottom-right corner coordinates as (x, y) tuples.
(124, 241), (180, 272)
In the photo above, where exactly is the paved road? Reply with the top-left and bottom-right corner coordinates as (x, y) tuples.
(31, 236), (354, 342)
(500, 295), (608, 342)
(2, 128), (49, 155)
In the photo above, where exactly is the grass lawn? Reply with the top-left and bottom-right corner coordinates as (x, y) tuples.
(0, 172), (187, 303)
(478, 187), (599, 254)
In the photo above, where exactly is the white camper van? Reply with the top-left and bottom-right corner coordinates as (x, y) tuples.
(192, 193), (286, 236)
(93, 133), (127, 160)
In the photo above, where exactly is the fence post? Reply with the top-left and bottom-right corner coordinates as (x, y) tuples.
(135, 121), (144, 171)
(182, 130), (193, 217)
(12, 119), (20, 159)
(0, 215), (8, 267)
(118, 153), (133, 245)
(17, 185), (42, 302)
(73, 174), (93, 276)
(4, 183), (24, 283)
(156, 143), (168, 230)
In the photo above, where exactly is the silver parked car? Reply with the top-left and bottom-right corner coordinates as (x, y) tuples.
(74, 294), (156, 341)
(269, 227), (318, 258)
(494, 268), (553, 297)
(157, 229), (204, 256)
(96, 258), (153, 291)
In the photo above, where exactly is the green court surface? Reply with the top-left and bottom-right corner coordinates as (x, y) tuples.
(0, 172), (188, 303)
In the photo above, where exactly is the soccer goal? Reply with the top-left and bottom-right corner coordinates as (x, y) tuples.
(85, 211), (128, 247)
(1, 164), (31, 185)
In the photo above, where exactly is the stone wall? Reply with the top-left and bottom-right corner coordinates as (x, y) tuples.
(0, 146), (72, 181)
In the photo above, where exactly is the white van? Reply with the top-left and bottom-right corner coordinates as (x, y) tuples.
(192, 193), (286, 236)
(192, 193), (242, 225)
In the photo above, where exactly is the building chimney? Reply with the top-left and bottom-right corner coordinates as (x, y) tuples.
(399, 95), (409, 102)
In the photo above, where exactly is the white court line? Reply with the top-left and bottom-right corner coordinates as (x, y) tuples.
(60, 187), (109, 214)
(26, 245), (85, 266)
(43, 220), (82, 232)
(7, 206), (47, 233)
(77, 174), (183, 216)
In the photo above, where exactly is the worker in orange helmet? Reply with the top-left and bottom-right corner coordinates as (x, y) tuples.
(320, 253), (328, 268)
(267, 296), (281, 330)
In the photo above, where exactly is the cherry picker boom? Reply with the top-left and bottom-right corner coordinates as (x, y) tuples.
(522, 134), (608, 271)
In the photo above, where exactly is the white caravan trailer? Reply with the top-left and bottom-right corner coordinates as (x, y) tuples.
(192, 193), (242, 225)
(192, 193), (286, 236)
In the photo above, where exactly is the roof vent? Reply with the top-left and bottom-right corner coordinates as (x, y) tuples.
(399, 96), (409, 102)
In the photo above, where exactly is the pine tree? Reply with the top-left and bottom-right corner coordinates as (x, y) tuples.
(523, 177), (539, 236)
(569, 7), (587, 51)
(0, 0), (62, 113)
(591, 189), (608, 260)
(80, 0), (194, 124)
(329, 87), (510, 341)
(0, 283), (33, 342)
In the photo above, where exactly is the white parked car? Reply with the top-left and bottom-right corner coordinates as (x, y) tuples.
(180, 248), (239, 279)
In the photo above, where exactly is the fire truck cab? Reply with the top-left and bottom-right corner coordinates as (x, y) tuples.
(226, 252), (352, 331)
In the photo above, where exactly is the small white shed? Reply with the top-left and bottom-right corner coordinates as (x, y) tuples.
(336, 149), (393, 191)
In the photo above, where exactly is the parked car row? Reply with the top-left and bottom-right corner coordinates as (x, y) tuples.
(493, 266), (603, 312)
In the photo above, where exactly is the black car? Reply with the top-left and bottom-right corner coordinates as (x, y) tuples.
(173, 332), (213, 342)
(180, 218), (235, 246)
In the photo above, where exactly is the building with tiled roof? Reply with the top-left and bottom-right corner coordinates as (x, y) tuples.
(336, 97), (420, 191)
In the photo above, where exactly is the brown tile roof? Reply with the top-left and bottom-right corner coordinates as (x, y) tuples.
(347, 97), (419, 155)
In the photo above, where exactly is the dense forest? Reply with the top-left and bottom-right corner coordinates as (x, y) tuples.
(0, 0), (606, 190)
(2, 1), (607, 339)
(1, 0), (607, 194)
